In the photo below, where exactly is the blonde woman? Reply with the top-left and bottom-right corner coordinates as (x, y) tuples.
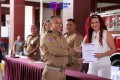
(40, 20), (51, 61)
(41, 20), (51, 35)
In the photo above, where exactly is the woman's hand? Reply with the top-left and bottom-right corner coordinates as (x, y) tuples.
(94, 53), (105, 58)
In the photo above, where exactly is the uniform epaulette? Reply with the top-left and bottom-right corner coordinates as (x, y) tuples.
(27, 35), (32, 38)
(47, 30), (52, 33)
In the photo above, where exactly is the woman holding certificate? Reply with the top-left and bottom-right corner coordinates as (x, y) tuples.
(75, 14), (116, 79)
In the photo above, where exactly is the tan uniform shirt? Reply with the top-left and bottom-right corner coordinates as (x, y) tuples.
(40, 31), (71, 68)
(40, 31), (80, 80)
(24, 35), (40, 61)
(64, 31), (83, 71)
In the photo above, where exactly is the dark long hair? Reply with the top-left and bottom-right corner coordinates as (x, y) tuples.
(85, 14), (107, 46)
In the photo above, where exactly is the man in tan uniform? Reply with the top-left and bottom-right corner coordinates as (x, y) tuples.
(40, 16), (82, 80)
(24, 25), (40, 61)
(64, 18), (83, 71)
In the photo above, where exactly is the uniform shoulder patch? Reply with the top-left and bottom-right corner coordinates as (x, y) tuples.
(48, 37), (54, 42)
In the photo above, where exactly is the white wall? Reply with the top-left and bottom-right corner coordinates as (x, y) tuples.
(62, 0), (73, 34)
(97, 3), (118, 8)
(43, 8), (53, 22)
(1, 15), (9, 37)
(1, 27), (9, 37)
(25, 6), (33, 39)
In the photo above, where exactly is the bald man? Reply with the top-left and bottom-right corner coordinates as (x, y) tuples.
(24, 25), (40, 61)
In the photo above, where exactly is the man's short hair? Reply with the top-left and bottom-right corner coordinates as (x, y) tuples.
(31, 24), (37, 29)
(50, 15), (61, 19)
(67, 18), (76, 24)
(50, 15), (61, 22)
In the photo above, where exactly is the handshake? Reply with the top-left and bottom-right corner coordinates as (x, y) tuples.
(73, 46), (82, 53)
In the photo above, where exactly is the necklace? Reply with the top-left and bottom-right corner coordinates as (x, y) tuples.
(94, 35), (97, 39)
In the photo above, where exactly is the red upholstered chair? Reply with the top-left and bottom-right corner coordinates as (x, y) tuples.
(115, 37), (120, 52)
(110, 37), (120, 66)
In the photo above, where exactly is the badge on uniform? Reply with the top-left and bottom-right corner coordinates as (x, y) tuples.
(48, 37), (53, 42)
(30, 39), (34, 44)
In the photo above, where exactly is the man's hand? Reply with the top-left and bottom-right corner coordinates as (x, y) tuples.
(27, 52), (33, 57)
(73, 46), (82, 53)
(77, 58), (83, 64)
(11, 53), (15, 57)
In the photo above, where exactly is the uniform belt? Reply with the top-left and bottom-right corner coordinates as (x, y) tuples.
(54, 55), (67, 57)
(45, 65), (65, 72)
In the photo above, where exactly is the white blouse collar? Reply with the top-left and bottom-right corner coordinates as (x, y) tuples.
(92, 30), (100, 40)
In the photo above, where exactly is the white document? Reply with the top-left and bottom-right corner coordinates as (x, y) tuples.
(82, 43), (98, 63)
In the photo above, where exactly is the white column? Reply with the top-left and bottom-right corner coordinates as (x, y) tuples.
(40, 0), (43, 35)
(62, 0), (73, 34)
(25, 6), (32, 39)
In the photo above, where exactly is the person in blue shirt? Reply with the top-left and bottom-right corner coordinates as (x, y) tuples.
(0, 42), (6, 80)
(0, 42), (6, 62)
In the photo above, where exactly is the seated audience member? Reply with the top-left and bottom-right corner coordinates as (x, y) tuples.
(13, 36), (24, 56)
